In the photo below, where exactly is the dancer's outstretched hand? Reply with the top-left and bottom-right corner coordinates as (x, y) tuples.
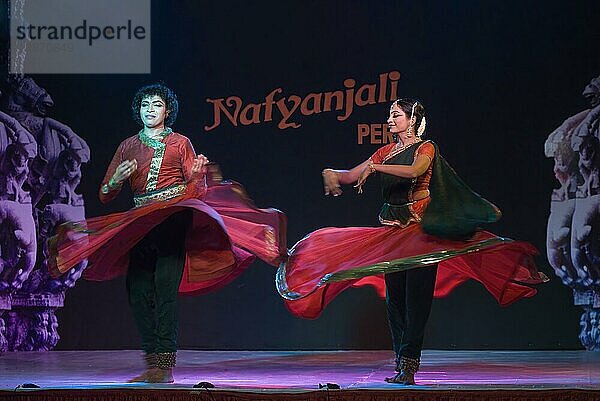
(192, 154), (209, 176)
(323, 169), (342, 196)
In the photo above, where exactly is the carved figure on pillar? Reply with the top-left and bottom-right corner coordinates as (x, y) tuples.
(0, 76), (89, 351)
(546, 74), (600, 350)
(5, 310), (26, 350)
(0, 313), (7, 352)
(0, 104), (37, 296)
(3, 75), (90, 207)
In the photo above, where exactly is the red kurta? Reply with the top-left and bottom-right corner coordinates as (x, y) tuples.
(99, 132), (201, 203)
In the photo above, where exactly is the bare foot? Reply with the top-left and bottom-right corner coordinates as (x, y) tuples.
(127, 368), (158, 383)
(145, 368), (174, 383)
(385, 371), (415, 385)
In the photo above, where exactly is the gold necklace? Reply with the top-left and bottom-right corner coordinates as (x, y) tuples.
(395, 139), (421, 151)
(384, 140), (423, 163)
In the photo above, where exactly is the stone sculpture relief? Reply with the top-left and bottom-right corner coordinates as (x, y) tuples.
(545, 75), (600, 350)
(0, 76), (89, 351)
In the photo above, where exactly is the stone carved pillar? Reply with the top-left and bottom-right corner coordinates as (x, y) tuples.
(0, 76), (89, 351)
(545, 75), (600, 350)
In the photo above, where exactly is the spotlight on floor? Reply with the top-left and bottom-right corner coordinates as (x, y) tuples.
(193, 381), (215, 389)
(318, 382), (340, 390)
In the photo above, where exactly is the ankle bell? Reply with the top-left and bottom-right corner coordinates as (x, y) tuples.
(156, 352), (177, 370)
(399, 356), (420, 374)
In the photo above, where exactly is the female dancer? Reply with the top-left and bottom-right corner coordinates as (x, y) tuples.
(50, 84), (286, 383)
(277, 98), (547, 385)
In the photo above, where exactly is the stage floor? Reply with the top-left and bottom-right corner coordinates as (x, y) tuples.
(1, 350), (599, 400)
(1, 349), (599, 389)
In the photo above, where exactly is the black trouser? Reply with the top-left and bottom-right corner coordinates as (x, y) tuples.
(385, 264), (438, 360)
(126, 211), (190, 354)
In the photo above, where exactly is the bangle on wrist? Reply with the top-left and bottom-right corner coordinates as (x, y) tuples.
(101, 177), (122, 195)
(108, 177), (121, 189)
(368, 162), (376, 173)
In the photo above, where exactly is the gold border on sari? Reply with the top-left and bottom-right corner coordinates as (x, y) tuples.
(276, 236), (513, 301)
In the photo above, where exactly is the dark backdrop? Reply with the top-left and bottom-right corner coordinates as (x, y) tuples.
(2, 0), (599, 350)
